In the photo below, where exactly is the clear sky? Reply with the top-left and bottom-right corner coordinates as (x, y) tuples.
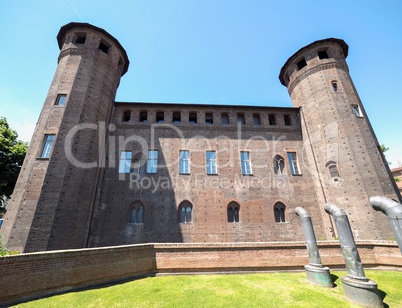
(1, 1), (401, 167)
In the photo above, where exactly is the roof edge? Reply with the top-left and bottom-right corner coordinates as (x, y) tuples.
(114, 101), (301, 110)
(279, 38), (348, 86)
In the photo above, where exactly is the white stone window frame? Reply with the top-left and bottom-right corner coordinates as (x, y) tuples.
(206, 151), (217, 175)
(240, 151), (252, 175)
(118, 151), (132, 173)
(352, 104), (363, 117)
(287, 152), (301, 175)
(179, 150), (190, 174)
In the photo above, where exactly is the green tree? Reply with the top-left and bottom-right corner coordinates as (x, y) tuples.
(0, 117), (28, 210)
(380, 144), (389, 153)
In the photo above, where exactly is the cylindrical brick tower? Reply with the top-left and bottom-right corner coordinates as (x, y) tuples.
(279, 38), (401, 240)
(1, 23), (129, 252)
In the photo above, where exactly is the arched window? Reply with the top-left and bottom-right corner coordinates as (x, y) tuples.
(132, 153), (144, 174)
(331, 81), (338, 92)
(129, 203), (144, 224)
(273, 155), (285, 175)
(179, 201), (192, 223)
(274, 202), (286, 223)
(326, 161), (339, 181)
(228, 202), (240, 223)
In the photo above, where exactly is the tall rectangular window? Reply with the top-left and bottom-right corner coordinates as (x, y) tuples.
(122, 111), (131, 122)
(139, 111), (147, 122)
(237, 113), (246, 125)
(146, 150), (158, 173)
(206, 151), (217, 175)
(284, 115), (292, 126)
(205, 113), (213, 124)
(55, 94), (66, 106)
(253, 113), (261, 125)
(268, 114), (276, 125)
(172, 112), (181, 123)
(40, 134), (55, 158)
(189, 112), (197, 124)
(221, 113), (230, 124)
(156, 112), (164, 122)
(240, 151), (252, 175)
(287, 152), (301, 175)
(179, 150), (190, 174)
(352, 105), (363, 117)
(119, 151), (132, 173)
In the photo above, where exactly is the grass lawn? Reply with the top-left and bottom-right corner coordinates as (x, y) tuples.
(17, 270), (402, 307)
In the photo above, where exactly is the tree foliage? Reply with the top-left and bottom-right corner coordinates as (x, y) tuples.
(0, 117), (28, 207)
(380, 144), (389, 153)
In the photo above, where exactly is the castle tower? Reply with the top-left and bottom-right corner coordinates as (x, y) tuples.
(279, 38), (401, 240)
(1, 23), (129, 252)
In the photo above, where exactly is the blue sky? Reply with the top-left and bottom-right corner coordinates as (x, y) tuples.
(1, 1), (401, 167)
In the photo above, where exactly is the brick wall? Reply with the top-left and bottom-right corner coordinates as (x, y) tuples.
(0, 244), (155, 306)
(0, 241), (401, 306)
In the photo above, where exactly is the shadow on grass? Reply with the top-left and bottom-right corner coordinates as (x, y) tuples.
(378, 288), (388, 308)
(330, 273), (339, 287)
(10, 273), (156, 307)
(331, 272), (389, 307)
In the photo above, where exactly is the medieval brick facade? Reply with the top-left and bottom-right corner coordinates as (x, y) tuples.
(1, 23), (400, 252)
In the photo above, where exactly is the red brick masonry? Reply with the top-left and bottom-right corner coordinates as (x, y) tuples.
(0, 241), (400, 306)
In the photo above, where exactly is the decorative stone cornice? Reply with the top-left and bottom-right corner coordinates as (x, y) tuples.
(58, 48), (86, 63)
(288, 62), (348, 95)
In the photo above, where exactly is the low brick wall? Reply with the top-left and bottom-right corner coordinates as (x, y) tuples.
(0, 244), (156, 307)
(0, 241), (400, 306)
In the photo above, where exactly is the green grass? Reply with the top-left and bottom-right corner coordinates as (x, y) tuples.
(17, 270), (402, 307)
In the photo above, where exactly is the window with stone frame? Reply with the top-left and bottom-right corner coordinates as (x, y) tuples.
(287, 152), (301, 175)
(119, 151), (132, 173)
(179, 150), (190, 174)
(206, 151), (217, 175)
(55, 94), (66, 106)
(146, 150), (158, 173)
(326, 161), (340, 182)
(352, 105), (363, 117)
(40, 134), (55, 158)
(240, 151), (252, 175)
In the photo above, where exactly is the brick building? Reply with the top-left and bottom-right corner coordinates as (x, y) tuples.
(1, 22), (400, 252)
